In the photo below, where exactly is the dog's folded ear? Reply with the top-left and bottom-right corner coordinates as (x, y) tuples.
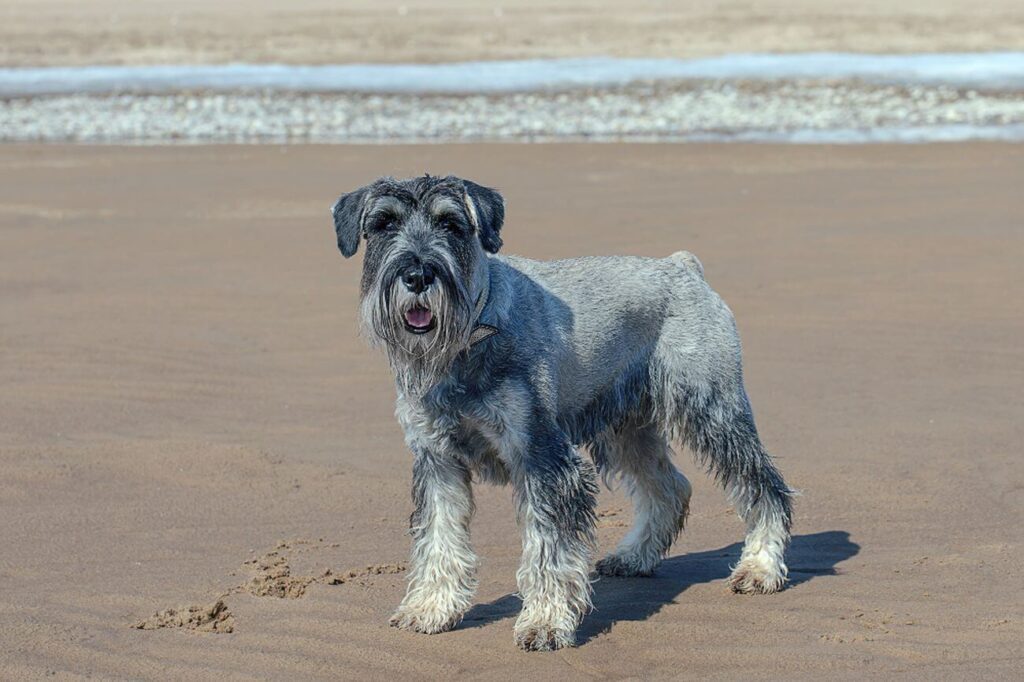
(332, 187), (369, 258)
(463, 180), (505, 253)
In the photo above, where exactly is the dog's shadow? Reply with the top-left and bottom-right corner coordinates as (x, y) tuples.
(460, 530), (859, 645)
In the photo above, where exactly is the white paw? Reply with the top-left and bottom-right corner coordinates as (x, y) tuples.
(595, 551), (658, 577)
(513, 620), (576, 651)
(728, 558), (787, 594)
(389, 604), (461, 634)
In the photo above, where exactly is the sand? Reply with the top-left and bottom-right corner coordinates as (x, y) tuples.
(1, 143), (1022, 678)
(3, 0), (1024, 67)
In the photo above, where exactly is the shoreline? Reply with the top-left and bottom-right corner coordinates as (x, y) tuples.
(4, 80), (1023, 144)
(3, 53), (1024, 96)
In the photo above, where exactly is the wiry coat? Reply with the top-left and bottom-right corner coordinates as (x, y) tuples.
(332, 175), (794, 651)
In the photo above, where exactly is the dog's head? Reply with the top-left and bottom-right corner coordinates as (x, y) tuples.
(332, 175), (504, 386)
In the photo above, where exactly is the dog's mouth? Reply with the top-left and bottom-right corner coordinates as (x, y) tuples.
(403, 305), (435, 334)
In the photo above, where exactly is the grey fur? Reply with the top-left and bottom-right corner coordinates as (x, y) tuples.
(332, 175), (795, 651)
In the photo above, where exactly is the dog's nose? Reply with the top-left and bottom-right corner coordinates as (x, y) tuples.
(401, 263), (435, 294)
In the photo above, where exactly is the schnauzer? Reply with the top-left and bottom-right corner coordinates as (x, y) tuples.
(331, 175), (794, 651)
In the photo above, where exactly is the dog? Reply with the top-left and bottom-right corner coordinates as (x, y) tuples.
(331, 174), (794, 651)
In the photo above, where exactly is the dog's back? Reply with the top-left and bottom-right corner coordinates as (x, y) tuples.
(489, 252), (733, 422)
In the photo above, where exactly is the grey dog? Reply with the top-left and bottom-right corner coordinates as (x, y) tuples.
(331, 174), (794, 651)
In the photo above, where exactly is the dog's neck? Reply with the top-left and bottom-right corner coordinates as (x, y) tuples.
(468, 266), (497, 347)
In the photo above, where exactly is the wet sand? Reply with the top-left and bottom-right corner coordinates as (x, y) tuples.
(1, 143), (1022, 678)
(2, 0), (1024, 66)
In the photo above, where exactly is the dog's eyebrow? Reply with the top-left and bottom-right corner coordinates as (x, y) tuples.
(367, 194), (412, 216)
(427, 196), (466, 217)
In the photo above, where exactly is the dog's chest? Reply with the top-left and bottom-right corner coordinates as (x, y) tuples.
(398, 385), (512, 485)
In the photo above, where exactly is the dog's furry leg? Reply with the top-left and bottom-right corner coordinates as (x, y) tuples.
(594, 422), (692, 577)
(390, 449), (477, 633)
(513, 436), (598, 651)
(681, 389), (794, 594)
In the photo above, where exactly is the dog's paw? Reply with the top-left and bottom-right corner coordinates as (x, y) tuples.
(728, 561), (787, 594)
(514, 623), (576, 651)
(388, 606), (460, 634)
(595, 552), (655, 577)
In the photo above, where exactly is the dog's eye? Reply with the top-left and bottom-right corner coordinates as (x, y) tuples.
(437, 216), (461, 232)
(368, 215), (399, 233)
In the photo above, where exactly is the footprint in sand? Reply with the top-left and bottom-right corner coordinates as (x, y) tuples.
(133, 599), (235, 633)
(133, 539), (405, 633)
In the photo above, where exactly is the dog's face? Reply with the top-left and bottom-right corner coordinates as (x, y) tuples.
(332, 175), (504, 379)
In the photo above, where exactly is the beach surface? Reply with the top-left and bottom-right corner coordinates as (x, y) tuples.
(1, 143), (1022, 679)
(2, 0), (1024, 66)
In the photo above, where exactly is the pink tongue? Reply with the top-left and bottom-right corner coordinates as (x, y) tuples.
(405, 308), (433, 328)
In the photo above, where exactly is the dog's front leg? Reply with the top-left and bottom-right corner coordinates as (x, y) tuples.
(513, 433), (598, 651)
(390, 448), (476, 634)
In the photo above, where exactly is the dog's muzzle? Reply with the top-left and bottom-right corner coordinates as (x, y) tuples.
(399, 263), (438, 334)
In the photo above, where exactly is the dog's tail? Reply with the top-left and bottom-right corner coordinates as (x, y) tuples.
(669, 250), (704, 279)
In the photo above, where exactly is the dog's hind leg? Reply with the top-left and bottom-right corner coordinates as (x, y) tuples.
(390, 448), (477, 634)
(677, 386), (794, 594)
(654, 278), (795, 593)
(594, 421), (692, 577)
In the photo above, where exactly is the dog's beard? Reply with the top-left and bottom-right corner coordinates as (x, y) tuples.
(360, 260), (473, 394)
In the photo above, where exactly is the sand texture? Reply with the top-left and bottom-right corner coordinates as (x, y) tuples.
(1, 143), (1022, 678)
(2, 0), (1024, 67)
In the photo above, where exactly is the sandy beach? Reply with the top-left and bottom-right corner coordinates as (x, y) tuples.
(1, 143), (1021, 678)
(3, 0), (1024, 67)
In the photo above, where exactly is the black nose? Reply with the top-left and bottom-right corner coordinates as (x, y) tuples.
(401, 263), (435, 294)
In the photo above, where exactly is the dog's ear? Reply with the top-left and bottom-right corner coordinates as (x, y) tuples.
(332, 186), (370, 258)
(463, 180), (505, 253)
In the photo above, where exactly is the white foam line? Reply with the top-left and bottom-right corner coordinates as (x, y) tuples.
(694, 124), (1024, 144)
(20, 126), (1024, 145)
(2, 53), (1024, 96)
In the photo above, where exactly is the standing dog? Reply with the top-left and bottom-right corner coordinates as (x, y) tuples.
(332, 175), (794, 651)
